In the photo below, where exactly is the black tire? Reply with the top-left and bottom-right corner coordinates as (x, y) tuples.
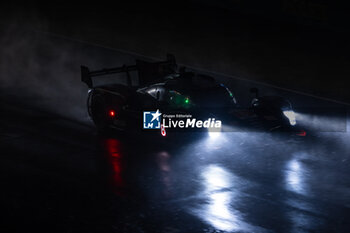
(90, 93), (128, 137)
(91, 94), (111, 133)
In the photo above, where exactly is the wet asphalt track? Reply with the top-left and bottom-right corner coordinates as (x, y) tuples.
(1, 30), (350, 233)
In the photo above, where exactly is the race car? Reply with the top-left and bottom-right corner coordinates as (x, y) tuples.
(81, 54), (301, 136)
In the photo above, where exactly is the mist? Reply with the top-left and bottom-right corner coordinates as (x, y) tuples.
(0, 16), (137, 123)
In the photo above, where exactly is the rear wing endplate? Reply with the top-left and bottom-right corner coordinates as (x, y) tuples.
(81, 54), (177, 88)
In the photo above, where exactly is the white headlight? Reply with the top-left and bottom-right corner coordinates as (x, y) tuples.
(208, 127), (221, 138)
(283, 110), (296, 126)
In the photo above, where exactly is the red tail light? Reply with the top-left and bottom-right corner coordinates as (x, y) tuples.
(297, 130), (306, 136)
(109, 110), (116, 117)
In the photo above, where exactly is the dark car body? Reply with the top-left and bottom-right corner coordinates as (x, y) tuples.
(81, 55), (302, 136)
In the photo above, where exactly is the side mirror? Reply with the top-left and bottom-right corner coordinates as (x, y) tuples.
(250, 88), (259, 98)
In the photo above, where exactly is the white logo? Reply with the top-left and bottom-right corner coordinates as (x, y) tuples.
(143, 110), (162, 129)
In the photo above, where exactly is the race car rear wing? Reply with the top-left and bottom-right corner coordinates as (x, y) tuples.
(81, 54), (177, 88)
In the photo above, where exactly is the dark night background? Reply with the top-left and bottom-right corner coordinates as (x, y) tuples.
(1, 1), (350, 233)
(1, 1), (350, 103)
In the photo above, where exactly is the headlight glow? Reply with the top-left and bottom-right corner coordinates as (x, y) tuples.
(283, 110), (296, 126)
(208, 126), (221, 138)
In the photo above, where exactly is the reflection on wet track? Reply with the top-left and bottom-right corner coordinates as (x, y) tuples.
(2, 91), (349, 232)
(285, 157), (308, 195)
(195, 165), (245, 232)
(95, 127), (350, 232)
(104, 138), (124, 195)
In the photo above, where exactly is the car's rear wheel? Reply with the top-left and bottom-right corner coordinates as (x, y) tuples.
(91, 94), (112, 133)
(90, 93), (128, 136)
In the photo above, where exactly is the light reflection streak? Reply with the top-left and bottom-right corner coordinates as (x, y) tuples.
(193, 165), (265, 232)
(200, 165), (239, 231)
(104, 138), (124, 195)
(156, 151), (172, 198)
(284, 153), (323, 231)
(285, 159), (307, 195)
(204, 192), (238, 231)
(183, 131), (274, 232)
